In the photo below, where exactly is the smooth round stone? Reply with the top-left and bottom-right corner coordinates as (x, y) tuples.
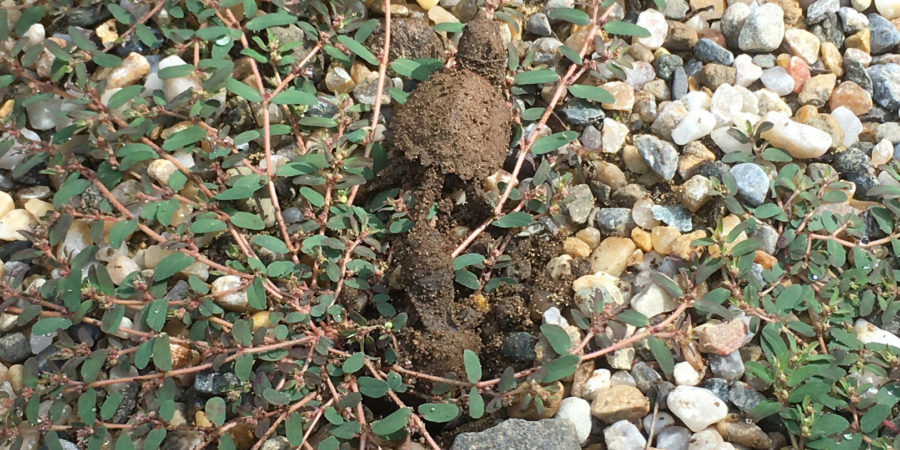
(783, 28), (821, 64)
(672, 109), (717, 145)
(759, 111), (832, 158)
(738, 3), (785, 52)
(635, 9), (668, 49)
(0, 333), (29, 363)
(694, 38), (734, 65)
(730, 163), (769, 206)
(0, 210), (37, 241)
(532, 37), (564, 65)
(831, 80), (873, 115)
(831, 106), (863, 147)
(108, 52), (150, 89)
(710, 84), (743, 126)
(211, 275), (257, 312)
(868, 13), (900, 55)
(107, 255), (140, 285)
(876, 0), (900, 19)
(604, 420), (646, 449)
(711, 127), (751, 153)
(657, 426), (691, 450)
(25, 97), (61, 131)
(148, 159), (178, 185)
(624, 61), (657, 90)
(873, 139), (894, 166)
(643, 411), (676, 434)
(760, 67), (795, 96)
(673, 361), (702, 386)
(632, 198), (661, 229)
(667, 386), (728, 432)
(681, 175), (713, 211)
(869, 63), (900, 111)
(721, 3), (749, 48)
(555, 397), (592, 443)
(581, 368), (612, 400)
(602, 118), (629, 153)
(733, 54), (762, 87)
(601, 81), (636, 110)
(526, 13), (552, 36)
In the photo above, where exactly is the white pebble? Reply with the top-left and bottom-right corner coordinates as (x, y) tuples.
(635, 9), (668, 49)
(830, 107), (862, 147)
(711, 127), (752, 153)
(158, 55), (198, 101)
(107, 255), (140, 285)
(542, 306), (569, 328)
(0, 210), (37, 241)
(211, 275), (257, 312)
(876, 0), (900, 19)
(555, 397), (592, 443)
(759, 112), (832, 159)
(680, 91), (711, 112)
(710, 84), (743, 127)
(673, 361), (702, 385)
(667, 386), (728, 432)
(760, 67), (794, 96)
(855, 319), (900, 350)
(148, 159), (178, 186)
(733, 54), (762, 88)
(873, 139), (894, 166)
(672, 110), (716, 145)
(581, 368), (612, 400)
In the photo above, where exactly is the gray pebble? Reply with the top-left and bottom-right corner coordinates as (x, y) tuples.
(695, 38), (734, 65)
(635, 134), (678, 180)
(651, 205), (692, 232)
(730, 163), (769, 206)
(526, 13), (552, 36)
(869, 13), (900, 55)
(0, 332), (29, 363)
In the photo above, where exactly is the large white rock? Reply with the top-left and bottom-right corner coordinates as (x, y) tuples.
(667, 386), (728, 432)
(830, 106), (863, 147)
(635, 9), (668, 49)
(855, 319), (900, 350)
(630, 282), (678, 319)
(876, 0), (900, 19)
(158, 55), (199, 101)
(672, 110), (717, 145)
(759, 112), (832, 159)
(710, 84), (743, 127)
(0, 210), (37, 241)
(711, 127), (752, 153)
(107, 255), (140, 285)
(211, 275), (259, 312)
(604, 420), (646, 450)
(760, 67), (794, 96)
(555, 397), (592, 443)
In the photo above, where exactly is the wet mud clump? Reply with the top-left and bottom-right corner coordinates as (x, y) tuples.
(456, 13), (507, 85)
(389, 20), (512, 378)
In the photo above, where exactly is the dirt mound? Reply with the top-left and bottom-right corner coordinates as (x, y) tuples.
(457, 13), (507, 85)
(390, 69), (511, 181)
(365, 17), (445, 66)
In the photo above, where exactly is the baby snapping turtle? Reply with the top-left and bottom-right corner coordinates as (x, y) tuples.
(389, 14), (510, 377)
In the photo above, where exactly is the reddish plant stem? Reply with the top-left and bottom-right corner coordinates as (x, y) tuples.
(250, 392), (318, 450)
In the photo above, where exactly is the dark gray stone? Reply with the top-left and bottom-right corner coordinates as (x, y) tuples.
(631, 361), (662, 393)
(806, 0), (839, 24)
(451, 418), (581, 450)
(526, 13), (552, 36)
(635, 134), (678, 180)
(752, 54), (776, 69)
(844, 58), (874, 93)
(833, 147), (870, 174)
(596, 208), (635, 237)
(701, 378), (730, 403)
(501, 332), (535, 362)
(869, 14), (900, 55)
(810, 14), (844, 48)
(611, 183), (650, 207)
(651, 205), (692, 232)
(709, 350), (745, 381)
(684, 59), (704, 77)
(0, 332), (29, 363)
(560, 98), (605, 126)
(694, 39), (734, 65)
(67, 4), (111, 27)
(846, 171), (879, 200)
(0, 173), (13, 191)
(752, 224), (779, 254)
(194, 371), (241, 396)
(671, 66), (688, 100)
(654, 54), (684, 81)
(730, 163), (769, 206)
(111, 382), (138, 423)
(729, 381), (766, 413)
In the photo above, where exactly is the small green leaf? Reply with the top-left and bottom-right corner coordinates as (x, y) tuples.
(418, 403), (459, 423)
(453, 253), (485, 270)
(263, 388), (290, 405)
(649, 272), (683, 298)
(617, 309), (649, 327)
(300, 187), (325, 207)
(454, 269), (481, 290)
(32, 317), (72, 335)
(434, 22), (465, 33)
(154, 253), (194, 281)
(234, 353), (254, 381)
(252, 235), (288, 254)
(336, 35), (378, 66)
(647, 336), (674, 375)
(230, 212), (265, 230)
(101, 392), (123, 420)
(191, 218), (227, 234)
(358, 376), (389, 398)
(492, 211), (532, 228)
(205, 397), (227, 426)
(540, 324), (572, 355)
(53, 173), (91, 208)
(761, 147), (793, 162)
(464, 349), (482, 383)
(547, 7), (591, 25)
(109, 219), (138, 249)
(568, 85), (615, 103)
(514, 69), (559, 85)
(245, 12), (297, 31)
(542, 354), (580, 382)
(78, 388), (97, 424)
(108, 85), (143, 109)
(468, 387), (485, 419)
(226, 78), (262, 103)
(247, 277), (266, 310)
(153, 335), (172, 371)
(286, 412), (304, 445)
(370, 408), (411, 435)
(271, 88), (317, 105)
(342, 352), (365, 374)
(162, 125), (206, 151)
(532, 131), (579, 155)
(603, 21), (651, 37)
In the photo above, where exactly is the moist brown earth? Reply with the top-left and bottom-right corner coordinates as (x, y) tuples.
(456, 13), (508, 85)
(389, 68), (512, 181)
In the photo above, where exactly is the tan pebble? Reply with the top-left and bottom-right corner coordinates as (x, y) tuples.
(194, 411), (214, 428)
(776, 53), (791, 68)
(601, 81), (635, 111)
(672, 230), (707, 259)
(0, 99), (13, 120)
(589, 237), (637, 277)
(0, 210), (37, 241)
(0, 191), (13, 220)
(845, 29), (871, 54)
(830, 81), (873, 115)
(576, 227), (603, 249)
(564, 237), (592, 259)
(108, 52), (150, 89)
(427, 5), (459, 23)
(623, 145), (651, 174)
(626, 248), (643, 266)
(350, 62), (372, 84)
(594, 161), (627, 190)
(754, 250), (778, 270)
(170, 342), (193, 369)
(794, 104), (819, 122)
(23, 198), (52, 220)
(631, 228), (653, 252)
(416, 0), (438, 10)
(820, 42), (843, 77)
(8, 364), (23, 394)
(95, 19), (118, 45)
(251, 311), (272, 330)
(651, 226), (681, 255)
